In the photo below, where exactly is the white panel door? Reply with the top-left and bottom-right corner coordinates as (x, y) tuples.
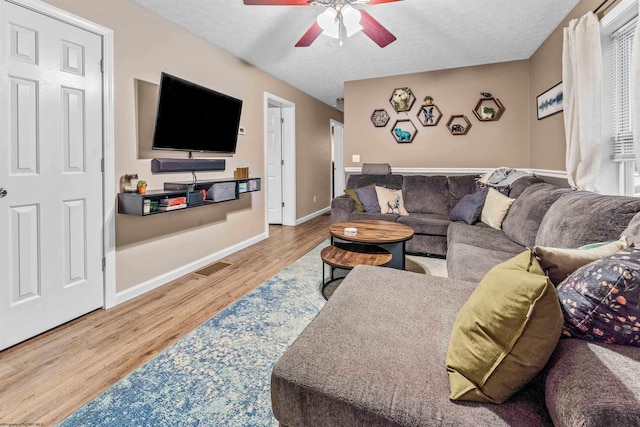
(0, 1), (104, 350)
(267, 106), (283, 224)
(332, 120), (345, 197)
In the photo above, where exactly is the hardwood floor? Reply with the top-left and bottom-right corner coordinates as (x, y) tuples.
(0, 215), (330, 425)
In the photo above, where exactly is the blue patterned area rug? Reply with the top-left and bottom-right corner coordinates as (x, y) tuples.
(59, 242), (328, 427)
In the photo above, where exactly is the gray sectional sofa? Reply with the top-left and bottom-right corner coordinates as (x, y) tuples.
(272, 172), (640, 426)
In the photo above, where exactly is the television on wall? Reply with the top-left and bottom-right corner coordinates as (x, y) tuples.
(152, 72), (243, 154)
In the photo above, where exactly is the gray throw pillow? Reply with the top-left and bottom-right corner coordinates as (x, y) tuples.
(449, 188), (488, 224)
(355, 187), (381, 213)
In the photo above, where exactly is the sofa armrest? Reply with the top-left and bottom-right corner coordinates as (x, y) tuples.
(331, 195), (354, 224)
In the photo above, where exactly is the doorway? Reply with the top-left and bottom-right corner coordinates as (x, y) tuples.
(264, 93), (296, 228)
(331, 119), (345, 198)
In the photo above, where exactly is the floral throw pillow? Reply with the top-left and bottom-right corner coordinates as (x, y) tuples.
(557, 247), (640, 346)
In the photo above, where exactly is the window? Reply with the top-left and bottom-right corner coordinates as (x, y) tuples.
(602, 0), (638, 195)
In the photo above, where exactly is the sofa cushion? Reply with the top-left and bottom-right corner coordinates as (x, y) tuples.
(621, 211), (640, 247)
(502, 183), (570, 247)
(447, 242), (523, 282)
(536, 191), (640, 248)
(449, 188), (488, 224)
(349, 212), (399, 222)
(534, 236), (629, 285)
(375, 186), (408, 215)
(355, 187), (380, 213)
(346, 174), (404, 191)
(446, 250), (563, 404)
(397, 213), (449, 236)
(508, 175), (546, 199)
(402, 175), (450, 216)
(447, 222), (525, 254)
(344, 184), (374, 212)
(545, 339), (640, 427)
(271, 265), (554, 427)
(480, 188), (515, 229)
(447, 174), (480, 209)
(557, 247), (640, 346)
(361, 162), (391, 174)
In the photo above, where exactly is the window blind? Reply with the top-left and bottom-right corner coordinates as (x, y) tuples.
(611, 17), (637, 161)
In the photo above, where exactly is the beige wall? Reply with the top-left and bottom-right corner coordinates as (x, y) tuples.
(529, 0), (601, 171)
(45, 0), (341, 292)
(344, 61), (531, 169)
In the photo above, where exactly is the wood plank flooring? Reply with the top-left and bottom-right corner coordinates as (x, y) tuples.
(0, 215), (330, 425)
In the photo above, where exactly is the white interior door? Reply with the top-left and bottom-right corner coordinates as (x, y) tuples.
(0, 1), (104, 350)
(332, 120), (345, 197)
(267, 106), (283, 224)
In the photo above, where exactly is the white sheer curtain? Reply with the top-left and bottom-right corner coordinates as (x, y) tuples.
(563, 12), (603, 191)
(633, 3), (640, 171)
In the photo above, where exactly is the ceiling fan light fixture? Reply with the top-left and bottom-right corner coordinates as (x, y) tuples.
(316, 5), (362, 40)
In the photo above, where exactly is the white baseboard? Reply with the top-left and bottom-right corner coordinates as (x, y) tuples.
(114, 232), (268, 306)
(295, 206), (330, 225)
(344, 167), (567, 180)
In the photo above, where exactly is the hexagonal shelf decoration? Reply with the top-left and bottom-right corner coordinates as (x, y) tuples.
(416, 104), (442, 127)
(389, 87), (416, 113)
(391, 119), (417, 143)
(370, 109), (390, 127)
(446, 115), (472, 135)
(472, 96), (505, 121)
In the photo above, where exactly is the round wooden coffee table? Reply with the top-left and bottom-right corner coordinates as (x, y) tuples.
(321, 220), (414, 299)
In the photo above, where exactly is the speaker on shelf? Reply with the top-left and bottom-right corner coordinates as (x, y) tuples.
(151, 158), (226, 173)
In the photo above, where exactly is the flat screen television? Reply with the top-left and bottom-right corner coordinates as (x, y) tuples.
(152, 72), (243, 154)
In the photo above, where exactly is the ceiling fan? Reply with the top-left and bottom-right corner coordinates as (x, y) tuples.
(243, 0), (401, 48)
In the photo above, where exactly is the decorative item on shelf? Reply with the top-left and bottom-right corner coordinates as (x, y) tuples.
(417, 100), (442, 127)
(472, 92), (505, 121)
(536, 82), (563, 120)
(370, 109), (390, 127)
(389, 87), (416, 113)
(137, 180), (147, 195)
(234, 167), (250, 179)
(390, 119), (417, 143)
(122, 174), (138, 192)
(446, 115), (472, 135)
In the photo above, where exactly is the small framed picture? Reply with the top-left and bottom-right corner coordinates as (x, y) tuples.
(536, 82), (563, 120)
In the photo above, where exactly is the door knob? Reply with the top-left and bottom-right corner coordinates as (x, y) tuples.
(0, 188), (6, 198)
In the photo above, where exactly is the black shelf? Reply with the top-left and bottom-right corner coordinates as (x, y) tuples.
(118, 177), (260, 216)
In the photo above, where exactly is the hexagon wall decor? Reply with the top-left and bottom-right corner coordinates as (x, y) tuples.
(389, 87), (416, 113)
(446, 115), (472, 135)
(371, 109), (390, 127)
(390, 119), (417, 143)
(417, 104), (442, 126)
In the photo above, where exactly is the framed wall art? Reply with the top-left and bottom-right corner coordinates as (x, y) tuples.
(536, 82), (563, 120)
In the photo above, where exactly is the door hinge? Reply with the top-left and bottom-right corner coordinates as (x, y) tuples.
(280, 117), (284, 123)
(101, 158), (105, 172)
(102, 257), (106, 272)
(281, 202), (285, 208)
(100, 59), (104, 73)
(281, 159), (284, 166)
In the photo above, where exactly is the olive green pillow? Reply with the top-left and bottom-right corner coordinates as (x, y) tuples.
(344, 184), (374, 212)
(446, 250), (563, 404)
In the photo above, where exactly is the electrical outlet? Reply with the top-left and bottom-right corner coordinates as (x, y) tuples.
(352, 154), (360, 162)
(238, 126), (246, 135)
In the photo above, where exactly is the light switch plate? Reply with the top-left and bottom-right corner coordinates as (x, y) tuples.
(352, 154), (360, 162)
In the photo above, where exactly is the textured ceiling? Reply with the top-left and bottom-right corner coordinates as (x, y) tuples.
(130, 0), (580, 111)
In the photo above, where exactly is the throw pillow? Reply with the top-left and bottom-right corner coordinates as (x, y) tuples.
(534, 236), (629, 285)
(355, 187), (381, 213)
(558, 247), (640, 346)
(344, 184), (374, 212)
(375, 186), (408, 216)
(446, 250), (563, 404)
(448, 188), (488, 224)
(480, 188), (515, 229)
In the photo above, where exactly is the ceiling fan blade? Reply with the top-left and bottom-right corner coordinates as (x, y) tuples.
(359, 10), (396, 48)
(367, 0), (402, 4)
(243, 0), (309, 5)
(295, 22), (324, 47)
